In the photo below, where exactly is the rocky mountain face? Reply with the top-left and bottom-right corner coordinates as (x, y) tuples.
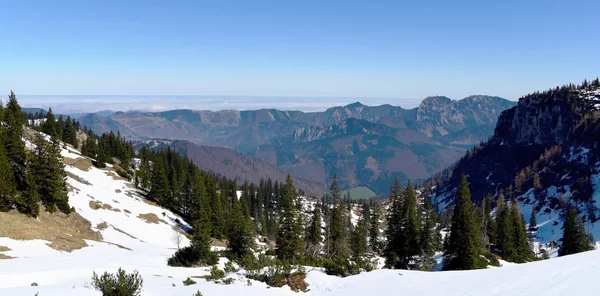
(429, 80), (600, 243)
(81, 95), (515, 194)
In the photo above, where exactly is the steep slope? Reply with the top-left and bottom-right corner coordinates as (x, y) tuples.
(253, 118), (464, 194)
(431, 79), (600, 244)
(136, 139), (328, 196)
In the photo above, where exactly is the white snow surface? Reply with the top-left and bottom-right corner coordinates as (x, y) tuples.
(2, 144), (600, 295)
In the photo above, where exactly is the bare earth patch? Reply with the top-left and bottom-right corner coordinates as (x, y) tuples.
(210, 238), (228, 247)
(67, 171), (92, 186)
(112, 226), (138, 240)
(64, 157), (93, 171)
(89, 201), (120, 212)
(138, 213), (167, 224)
(0, 210), (103, 252)
(0, 246), (13, 259)
(97, 222), (109, 230)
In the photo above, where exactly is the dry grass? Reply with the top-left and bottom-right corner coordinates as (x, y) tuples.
(97, 222), (109, 230)
(0, 246), (11, 252)
(0, 210), (103, 252)
(115, 189), (122, 194)
(67, 171), (92, 186)
(112, 226), (138, 240)
(211, 238), (228, 247)
(64, 157), (93, 171)
(89, 201), (120, 212)
(138, 213), (167, 224)
(106, 242), (132, 251)
(0, 246), (13, 259)
(124, 209), (131, 214)
(287, 273), (309, 292)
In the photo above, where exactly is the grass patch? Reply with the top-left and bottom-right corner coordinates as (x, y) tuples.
(124, 209), (131, 214)
(112, 226), (138, 240)
(67, 171), (91, 186)
(210, 238), (227, 247)
(0, 210), (102, 252)
(97, 222), (109, 230)
(138, 213), (166, 224)
(106, 242), (132, 251)
(0, 246), (13, 260)
(89, 201), (119, 212)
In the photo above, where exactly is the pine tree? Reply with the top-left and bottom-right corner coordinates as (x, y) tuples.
(483, 194), (496, 248)
(18, 159), (40, 217)
(327, 174), (347, 259)
(559, 207), (592, 256)
(276, 175), (304, 262)
(41, 108), (58, 138)
(384, 176), (404, 267)
(510, 202), (533, 262)
(350, 215), (367, 260)
(149, 156), (170, 206)
(403, 181), (420, 263)
(305, 202), (322, 257)
(4, 91), (26, 190)
(495, 193), (515, 259)
(529, 209), (537, 231)
(30, 135), (70, 213)
(208, 177), (225, 239)
(62, 116), (77, 146)
(443, 175), (485, 270)
(0, 143), (16, 211)
(368, 202), (381, 253)
(226, 196), (253, 258)
(420, 195), (437, 256)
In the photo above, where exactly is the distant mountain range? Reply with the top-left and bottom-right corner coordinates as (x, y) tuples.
(79, 95), (516, 194)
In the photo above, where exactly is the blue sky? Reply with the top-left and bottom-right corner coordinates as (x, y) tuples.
(1, 0), (599, 111)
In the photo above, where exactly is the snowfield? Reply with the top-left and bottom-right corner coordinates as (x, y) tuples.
(1, 144), (600, 295)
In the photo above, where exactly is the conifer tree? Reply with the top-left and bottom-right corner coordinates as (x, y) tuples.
(483, 194), (496, 248)
(495, 193), (515, 259)
(403, 181), (420, 263)
(4, 91), (26, 189)
(305, 202), (322, 257)
(62, 116), (77, 146)
(420, 195), (437, 256)
(350, 215), (367, 260)
(368, 202), (381, 253)
(326, 174), (347, 259)
(30, 135), (70, 213)
(226, 196), (253, 258)
(384, 176), (404, 267)
(276, 175), (304, 261)
(208, 177), (225, 239)
(0, 144), (16, 211)
(510, 202), (533, 262)
(529, 209), (537, 231)
(41, 108), (58, 138)
(149, 157), (170, 206)
(443, 175), (485, 270)
(559, 207), (592, 256)
(19, 159), (40, 217)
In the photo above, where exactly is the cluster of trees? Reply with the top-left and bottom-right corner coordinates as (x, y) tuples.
(81, 130), (135, 170)
(0, 92), (71, 217)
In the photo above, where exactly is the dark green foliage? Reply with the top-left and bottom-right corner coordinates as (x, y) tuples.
(182, 277), (197, 286)
(384, 176), (404, 267)
(61, 116), (77, 146)
(4, 92), (26, 190)
(40, 108), (58, 139)
(403, 181), (420, 260)
(326, 174), (347, 259)
(368, 202), (381, 253)
(276, 175), (304, 261)
(495, 193), (514, 257)
(443, 175), (487, 270)
(510, 202), (534, 262)
(529, 209), (537, 230)
(167, 219), (218, 267)
(205, 266), (225, 281)
(192, 291), (203, 296)
(226, 197), (253, 258)
(305, 202), (322, 256)
(559, 207), (594, 256)
(18, 160), (40, 217)
(30, 135), (70, 214)
(90, 268), (143, 296)
(0, 143), (16, 211)
(350, 215), (367, 259)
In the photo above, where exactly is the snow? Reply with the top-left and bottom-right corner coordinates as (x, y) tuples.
(3, 140), (600, 295)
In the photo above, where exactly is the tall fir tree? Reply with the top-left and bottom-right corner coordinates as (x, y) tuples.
(559, 206), (593, 256)
(368, 201), (381, 253)
(305, 202), (322, 257)
(529, 209), (537, 231)
(495, 193), (515, 259)
(327, 173), (347, 259)
(18, 158), (40, 217)
(4, 91), (26, 190)
(443, 175), (486, 270)
(384, 176), (404, 267)
(510, 201), (533, 262)
(61, 115), (77, 146)
(276, 175), (304, 262)
(403, 181), (420, 264)
(41, 108), (58, 139)
(226, 196), (253, 258)
(0, 143), (16, 211)
(350, 215), (367, 260)
(30, 135), (70, 213)
(149, 156), (170, 207)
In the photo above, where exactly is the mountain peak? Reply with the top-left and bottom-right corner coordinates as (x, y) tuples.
(346, 101), (365, 108)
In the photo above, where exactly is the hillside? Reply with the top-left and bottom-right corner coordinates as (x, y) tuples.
(430, 79), (600, 244)
(135, 139), (328, 196)
(80, 96), (515, 193)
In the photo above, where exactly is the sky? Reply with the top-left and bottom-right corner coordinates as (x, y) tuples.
(1, 0), (599, 112)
